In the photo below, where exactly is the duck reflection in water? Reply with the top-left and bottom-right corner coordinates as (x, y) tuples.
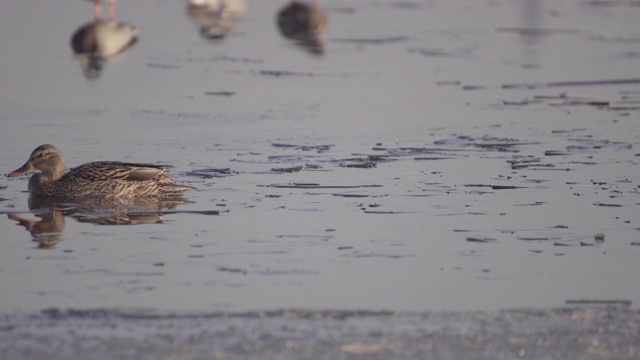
(8, 197), (191, 249)
(8, 206), (66, 249)
(186, 0), (247, 40)
(71, 0), (139, 78)
(277, 0), (328, 55)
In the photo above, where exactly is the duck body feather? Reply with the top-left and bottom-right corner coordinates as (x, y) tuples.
(36, 162), (189, 198)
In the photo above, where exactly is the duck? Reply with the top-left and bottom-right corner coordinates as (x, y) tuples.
(70, 19), (138, 78)
(8, 144), (194, 198)
(276, 0), (328, 55)
(186, 0), (247, 40)
(72, 0), (137, 78)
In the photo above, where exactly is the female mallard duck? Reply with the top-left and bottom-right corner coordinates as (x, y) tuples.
(8, 144), (194, 198)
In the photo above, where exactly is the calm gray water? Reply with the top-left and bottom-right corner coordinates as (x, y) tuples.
(0, 0), (639, 358)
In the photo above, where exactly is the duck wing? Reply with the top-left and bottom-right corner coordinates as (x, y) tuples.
(67, 162), (167, 182)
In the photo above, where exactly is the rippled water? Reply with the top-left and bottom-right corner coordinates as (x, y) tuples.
(0, 0), (639, 357)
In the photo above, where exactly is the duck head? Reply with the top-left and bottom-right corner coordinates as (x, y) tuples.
(8, 144), (66, 180)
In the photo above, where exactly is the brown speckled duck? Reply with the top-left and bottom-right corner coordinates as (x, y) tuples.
(8, 144), (194, 198)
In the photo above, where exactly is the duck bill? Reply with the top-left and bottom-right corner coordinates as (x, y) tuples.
(8, 161), (35, 178)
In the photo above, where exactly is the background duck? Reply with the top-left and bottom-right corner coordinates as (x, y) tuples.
(186, 0), (247, 40)
(70, 19), (138, 78)
(276, 0), (328, 55)
(8, 144), (194, 198)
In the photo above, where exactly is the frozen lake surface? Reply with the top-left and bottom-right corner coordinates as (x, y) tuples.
(2, 307), (638, 360)
(0, 0), (639, 357)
